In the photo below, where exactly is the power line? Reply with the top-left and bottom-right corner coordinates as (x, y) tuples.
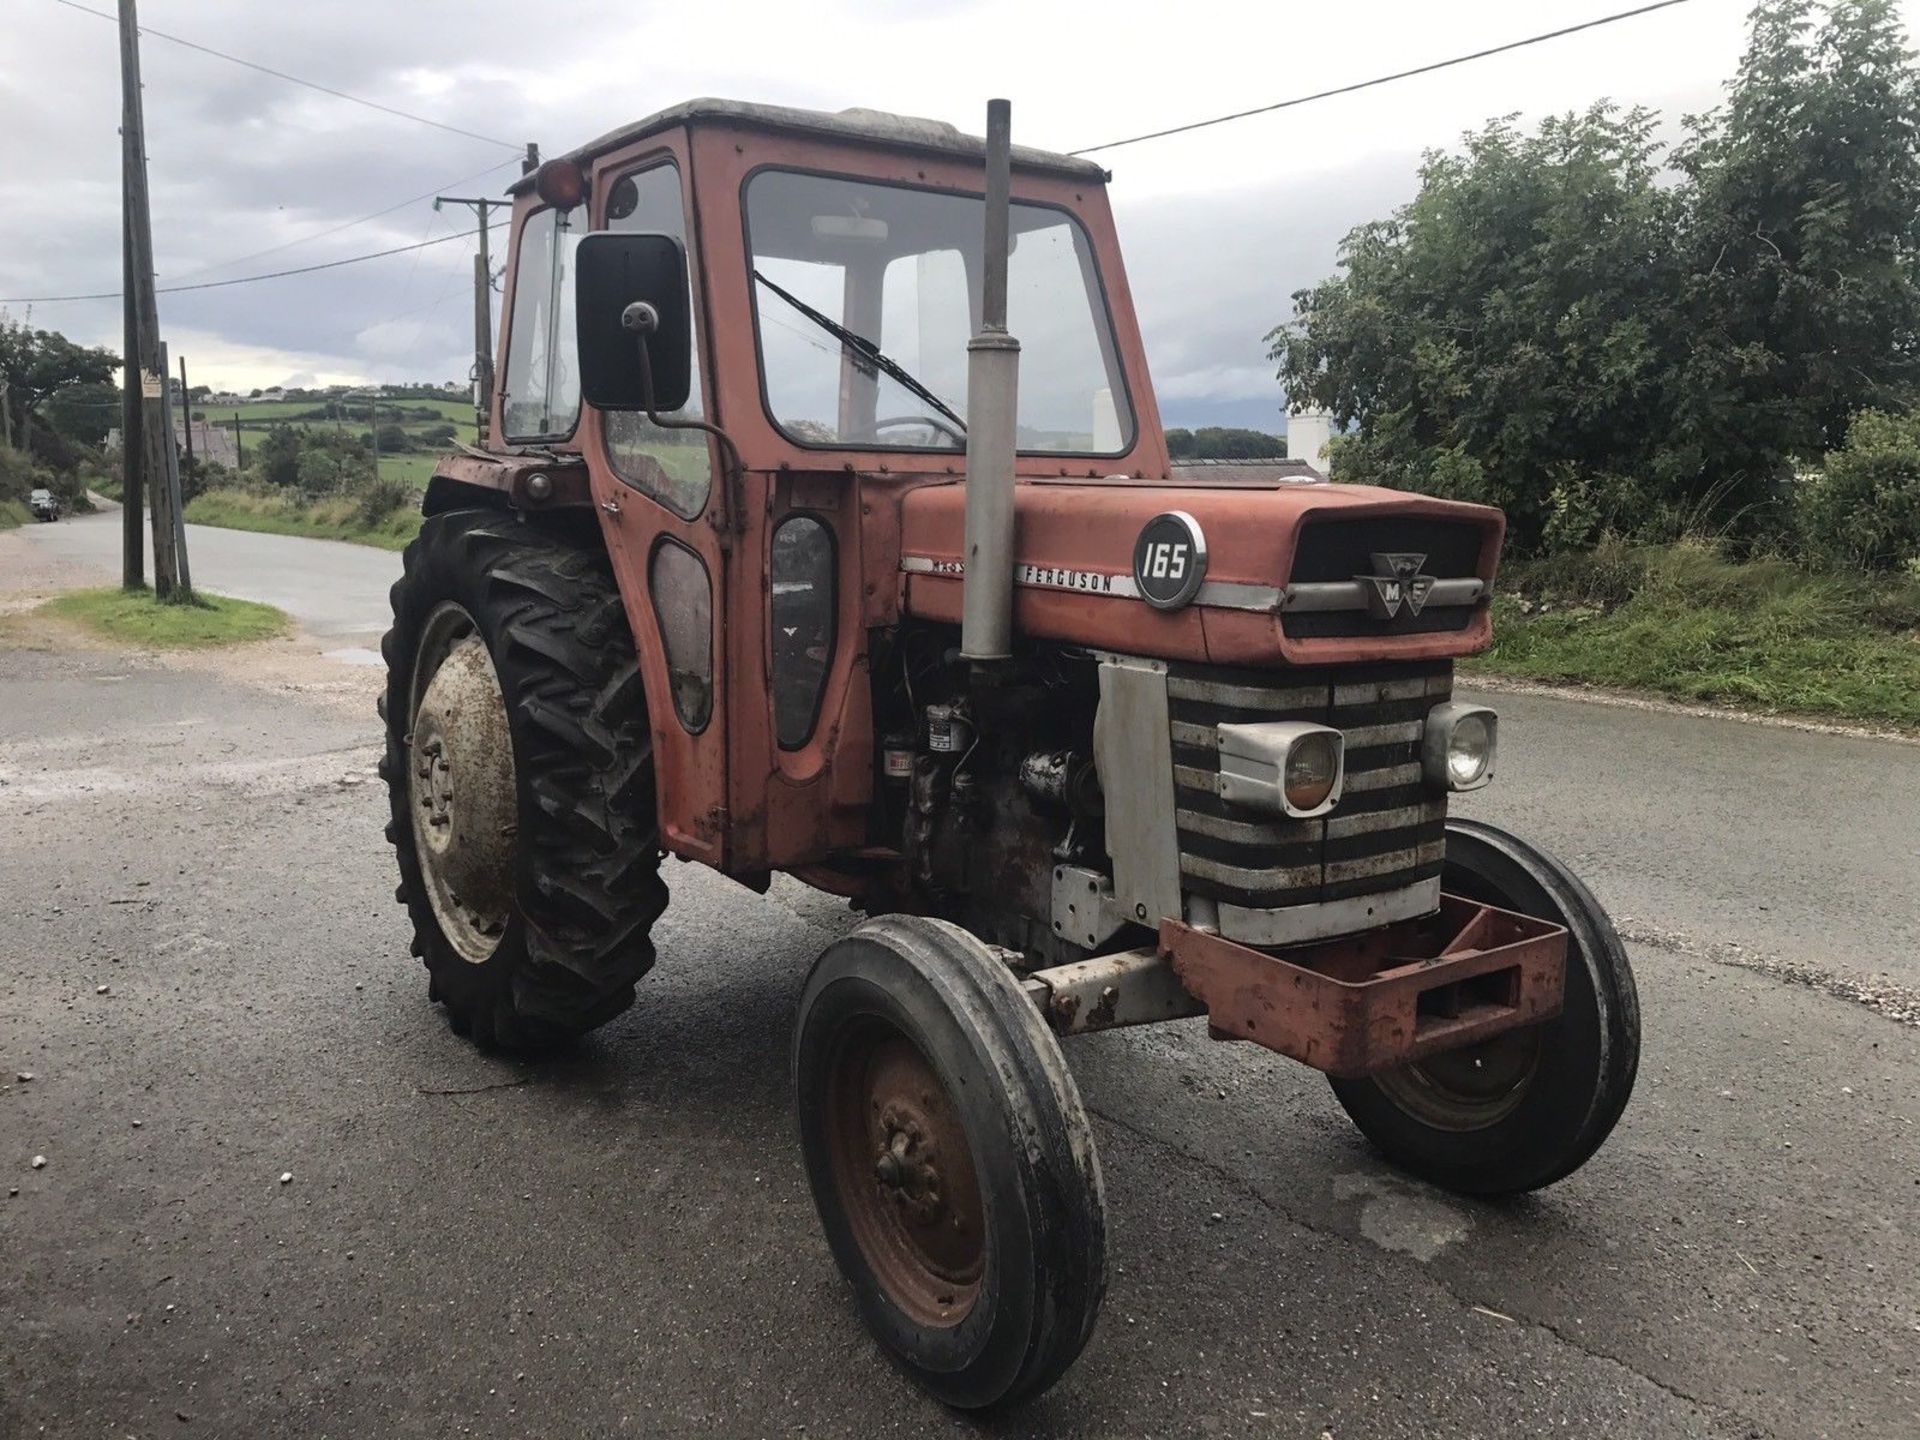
(0, 224), (500, 306)
(1069, 0), (1699, 156)
(163, 158), (519, 285)
(48, 0), (522, 151)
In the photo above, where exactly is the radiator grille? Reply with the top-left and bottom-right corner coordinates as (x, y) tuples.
(1283, 517), (1487, 639)
(1167, 659), (1450, 910)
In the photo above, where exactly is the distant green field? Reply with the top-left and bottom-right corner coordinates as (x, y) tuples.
(219, 395), (475, 424)
(377, 452), (445, 487)
(214, 396), (480, 449)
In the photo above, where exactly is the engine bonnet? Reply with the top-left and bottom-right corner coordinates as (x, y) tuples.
(895, 477), (1504, 666)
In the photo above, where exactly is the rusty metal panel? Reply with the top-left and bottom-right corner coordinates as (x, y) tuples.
(1160, 896), (1567, 1078)
(1026, 948), (1207, 1035)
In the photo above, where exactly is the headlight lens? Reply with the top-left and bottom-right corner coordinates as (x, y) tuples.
(1446, 713), (1493, 787)
(1285, 732), (1342, 812)
(1422, 703), (1498, 792)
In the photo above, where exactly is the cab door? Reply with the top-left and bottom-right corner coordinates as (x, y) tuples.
(577, 140), (732, 866)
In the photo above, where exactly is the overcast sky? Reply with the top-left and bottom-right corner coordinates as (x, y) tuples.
(5, 0), (1912, 429)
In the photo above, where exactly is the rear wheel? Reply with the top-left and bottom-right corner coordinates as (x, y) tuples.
(793, 917), (1107, 1409)
(380, 509), (667, 1049)
(1329, 819), (1640, 1195)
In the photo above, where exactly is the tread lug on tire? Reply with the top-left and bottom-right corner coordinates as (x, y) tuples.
(379, 509), (668, 1050)
(793, 916), (1107, 1410)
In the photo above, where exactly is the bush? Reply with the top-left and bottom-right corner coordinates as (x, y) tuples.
(375, 423), (412, 453)
(0, 445), (54, 502)
(354, 476), (415, 527)
(1798, 410), (1920, 571)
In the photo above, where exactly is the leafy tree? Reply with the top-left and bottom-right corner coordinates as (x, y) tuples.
(1270, 104), (1681, 546)
(1269, 1), (1920, 553)
(1165, 425), (1286, 459)
(375, 422), (412, 452)
(1669, 0), (1920, 492)
(0, 319), (119, 458)
(254, 425), (304, 490)
(44, 379), (119, 449)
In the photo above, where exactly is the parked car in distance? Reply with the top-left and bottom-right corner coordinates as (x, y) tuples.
(28, 488), (61, 522)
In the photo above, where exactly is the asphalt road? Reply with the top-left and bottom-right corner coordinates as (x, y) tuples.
(3, 511), (1917, 1438)
(23, 505), (399, 643)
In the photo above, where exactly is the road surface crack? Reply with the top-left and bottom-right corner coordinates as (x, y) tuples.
(1089, 1104), (1772, 1437)
(415, 1077), (529, 1096)
(1618, 917), (1919, 1027)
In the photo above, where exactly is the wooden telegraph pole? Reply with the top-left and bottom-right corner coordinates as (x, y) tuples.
(119, 0), (190, 599)
(177, 354), (193, 474)
(434, 193), (495, 444)
(437, 147), (534, 448)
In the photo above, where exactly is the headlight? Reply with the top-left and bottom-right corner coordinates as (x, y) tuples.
(1284, 731), (1342, 813)
(1217, 721), (1345, 818)
(1423, 703), (1497, 792)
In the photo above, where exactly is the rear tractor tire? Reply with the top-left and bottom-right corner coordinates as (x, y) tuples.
(380, 510), (668, 1049)
(793, 917), (1108, 1410)
(1330, 819), (1640, 1196)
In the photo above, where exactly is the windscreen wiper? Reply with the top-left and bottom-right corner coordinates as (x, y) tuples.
(752, 268), (967, 434)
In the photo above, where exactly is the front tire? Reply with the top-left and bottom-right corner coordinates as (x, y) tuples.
(793, 917), (1107, 1410)
(380, 510), (668, 1049)
(1330, 819), (1640, 1195)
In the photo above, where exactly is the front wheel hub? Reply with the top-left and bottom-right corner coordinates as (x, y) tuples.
(827, 1026), (984, 1327)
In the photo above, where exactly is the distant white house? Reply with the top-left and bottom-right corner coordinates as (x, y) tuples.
(1287, 409), (1335, 477)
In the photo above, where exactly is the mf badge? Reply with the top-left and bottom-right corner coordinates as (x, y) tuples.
(1360, 552), (1436, 620)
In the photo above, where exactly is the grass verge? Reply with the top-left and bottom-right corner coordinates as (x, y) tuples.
(0, 499), (30, 530)
(184, 487), (422, 551)
(1468, 540), (1920, 731)
(42, 586), (289, 649)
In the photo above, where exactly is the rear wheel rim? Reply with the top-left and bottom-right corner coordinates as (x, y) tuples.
(823, 1018), (985, 1329)
(1371, 1026), (1542, 1131)
(408, 601), (516, 964)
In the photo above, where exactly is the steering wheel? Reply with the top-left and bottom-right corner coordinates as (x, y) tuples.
(849, 414), (967, 447)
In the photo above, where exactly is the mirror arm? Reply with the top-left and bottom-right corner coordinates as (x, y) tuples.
(621, 301), (747, 519)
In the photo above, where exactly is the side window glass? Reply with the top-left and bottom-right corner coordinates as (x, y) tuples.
(770, 516), (835, 748)
(650, 539), (713, 732)
(502, 205), (583, 440)
(605, 165), (710, 518)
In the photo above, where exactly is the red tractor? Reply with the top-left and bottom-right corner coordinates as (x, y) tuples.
(382, 98), (1639, 1409)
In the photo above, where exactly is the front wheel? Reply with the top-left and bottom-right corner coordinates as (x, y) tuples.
(1330, 818), (1640, 1195)
(793, 917), (1107, 1410)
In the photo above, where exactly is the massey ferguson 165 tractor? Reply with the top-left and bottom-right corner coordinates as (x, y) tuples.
(381, 98), (1640, 1408)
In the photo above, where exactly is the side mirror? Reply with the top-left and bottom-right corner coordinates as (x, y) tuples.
(575, 231), (692, 413)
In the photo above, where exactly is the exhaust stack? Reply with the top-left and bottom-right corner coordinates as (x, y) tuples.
(959, 98), (1020, 663)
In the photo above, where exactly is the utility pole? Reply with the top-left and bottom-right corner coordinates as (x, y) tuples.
(118, 86), (142, 587)
(119, 0), (188, 599)
(368, 393), (379, 484)
(0, 378), (12, 452)
(177, 354), (193, 475)
(434, 192), (496, 444)
(233, 411), (244, 471)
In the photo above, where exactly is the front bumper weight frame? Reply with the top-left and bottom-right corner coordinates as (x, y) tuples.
(1159, 895), (1567, 1078)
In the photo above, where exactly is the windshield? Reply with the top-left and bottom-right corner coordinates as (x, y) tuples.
(745, 169), (1134, 455)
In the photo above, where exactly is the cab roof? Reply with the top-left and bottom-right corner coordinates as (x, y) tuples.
(507, 97), (1109, 195)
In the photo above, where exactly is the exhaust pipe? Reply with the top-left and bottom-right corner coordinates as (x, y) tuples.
(960, 97), (1020, 663)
